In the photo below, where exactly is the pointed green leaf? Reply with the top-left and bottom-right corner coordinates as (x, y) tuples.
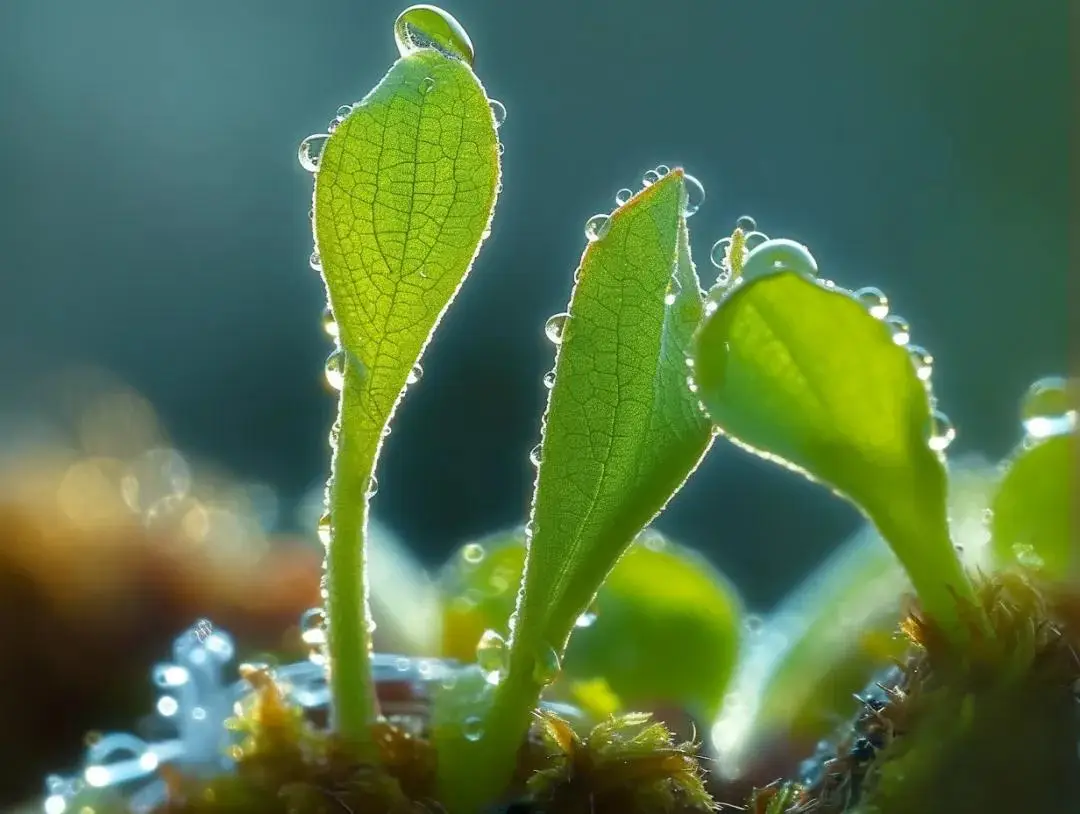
(691, 251), (976, 636)
(443, 171), (713, 811)
(312, 48), (499, 742)
(990, 431), (1077, 580)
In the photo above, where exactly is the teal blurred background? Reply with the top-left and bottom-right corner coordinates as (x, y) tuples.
(0, 0), (1070, 607)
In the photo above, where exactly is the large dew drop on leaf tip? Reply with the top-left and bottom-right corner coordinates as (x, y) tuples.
(1020, 376), (1077, 439)
(394, 5), (475, 65)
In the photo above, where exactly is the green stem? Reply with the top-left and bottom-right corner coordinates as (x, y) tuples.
(325, 377), (379, 755)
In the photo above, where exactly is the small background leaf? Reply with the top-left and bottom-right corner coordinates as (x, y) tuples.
(692, 266), (973, 631)
(990, 431), (1077, 579)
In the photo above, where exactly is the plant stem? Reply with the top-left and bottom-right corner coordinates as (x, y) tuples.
(325, 378), (378, 755)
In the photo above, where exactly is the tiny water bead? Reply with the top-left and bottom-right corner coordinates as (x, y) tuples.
(545, 312), (570, 344)
(461, 542), (485, 564)
(743, 230), (770, 251)
(574, 607), (598, 628)
(489, 98), (507, 127)
(655, 164), (671, 176)
(584, 213), (611, 242)
(1020, 375), (1077, 439)
(476, 629), (508, 682)
(1012, 543), (1046, 570)
(532, 646), (561, 686)
(462, 716), (484, 742)
(407, 363), (424, 384)
(853, 286), (889, 319)
(298, 134), (329, 173)
(394, 5), (475, 65)
(735, 215), (757, 232)
(336, 104), (354, 119)
(907, 344), (934, 382)
(300, 607), (328, 654)
(615, 188), (634, 206)
(309, 250), (323, 272)
(927, 410), (956, 452)
(542, 369), (557, 389)
(642, 169), (661, 187)
(682, 173), (706, 218)
(324, 349), (346, 391)
(367, 475), (379, 497)
(419, 76), (436, 94)
(884, 314), (911, 346)
(710, 237), (733, 269)
(529, 443), (543, 467)
(321, 307), (339, 338)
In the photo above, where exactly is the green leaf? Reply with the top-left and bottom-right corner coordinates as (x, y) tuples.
(564, 531), (741, 722)
(312, 48), (500, 743)
(441, 171), (713, 811)
(990, 431), (1077, 579)
(691, 253), (977, 637)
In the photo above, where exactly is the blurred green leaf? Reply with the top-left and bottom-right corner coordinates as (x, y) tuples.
(312, 47), (500, 739)
(990, 431), (1077, 579)
(564, 531), (741, 722)
(691, 254), (976, 636)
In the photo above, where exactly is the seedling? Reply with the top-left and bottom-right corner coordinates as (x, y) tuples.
(40, 5), (1076, 814)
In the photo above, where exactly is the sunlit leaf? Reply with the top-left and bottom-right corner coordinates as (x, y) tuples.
(312, 47), (500, 739)
(691, 253), (976, 636)
(990, 431), (1077, 580)
(446, 171), (713, 811)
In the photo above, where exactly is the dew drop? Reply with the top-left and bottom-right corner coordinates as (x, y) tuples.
(545, 312), (570, 344)
(407, 363), (423, 385)
(419, 76), (436, 95)
(744, 614), (764, 635)
(1020, 376), (1076, 439)
(584, 214), (611, 242)
(309, 251), (323, 272)
(1012, 543), (1045, 569)
(735, 215), (757, 232)
(853, 286), (889, 319)
(476, 629), (507, 683)
(927, 410), (956, 452)
(336, 104), (354, 119)
(327, 116), (343, 133)
(682, 173), (705, 217)
(743, 230), (770, 251)
(394, 5), (475, 65)
(742, 238), (819, 281)
(462, 716), (484, 742)
(642, 169), (661, 187)
(461, 542), (485, 565)
(367, 475), (379, 497)
(542, 369), (556, 390)
(615, 188), (634, 206)
(321, 307), (339, 338)
(907, 344), (934, 381)
(489, 98), (507, 127)
(884, 315), (911, 346)
(324, 349), (346, 391)
(298, 134), (329, 173)
(574, 607), (597, 628)
(528, 443), (543, 467)
(317, 512), (332, 546)
(532, 646), (561, 686)
(152, 664), (190, 688)
(710, 237), (732, 270)
(655, 164), (671, 177)
(299, 607), (327, 659)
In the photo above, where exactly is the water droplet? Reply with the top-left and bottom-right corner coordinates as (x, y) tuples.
(742, 238), (819, 281)
(327, 116), (343, 133)
(532, 646), (561, 686)
(299, 607), (327, 659)
(152, 664), (190, 688)
(489, 98), (507, 127)
(682, 173), (705, 217)
(655, 165), (671, 177)
(743, 230), (770, 251)
(615, 188), (634, 206)
(1012, 543), (1045, 569)
(744, 614), (764, 635)
(336, 104), (354, 118)
(156, 696), (179, 717)
(1020, 376), (1076, 439)
(529, 443), (543, 467)
(907, 344), (934, 381)
(710, 237), (732, 269)
(367, 475), (379, 497)
(461, 542), (485, 564)
(321, 307), (339, 338)
(735, 215), (757, 232)
(476, 629), (507, 683)
(584, 214), (611, 242)
(317, 512), (332, 545)
(884, 315), (910, 346)
(419, 76), (436, 94)
(642, 169), (661, 187)
(927, 410), (956, 452)
(309, 250), (323, 272)
(298, 134), (329, 173)
(407, 363), (423, 385)
(545, 312), (570, 344)
(394, 5), (475, 65)
(664, 275), (683, 306)
(462, 716), (484, 742)
(324, 349), (346, 391)
(853, 286), (889, 319)
(542, 369), (556, 389)
(574, 607), (597, 628)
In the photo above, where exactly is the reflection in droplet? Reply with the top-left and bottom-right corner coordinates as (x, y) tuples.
(324, 349), (346, 391)
(907, 344), (934, 382)
(394, 5), (475, 65)
(477, 629), (507, 684)
(884, 315), (910, 346)
(542, 369), (556, 390)
(309, 251), (323, 272)
(545, 313), (570, 344)
(321, 307), (339, 338)
(317, 512), (332, 546)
